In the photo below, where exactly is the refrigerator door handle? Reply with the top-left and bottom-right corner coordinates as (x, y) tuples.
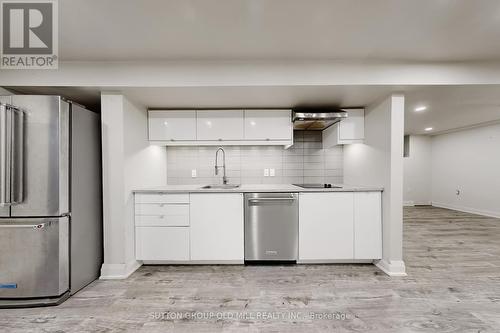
(10, 107), (23, 204)
(0, 103), (23, 206)
(0, 103), (12, 205)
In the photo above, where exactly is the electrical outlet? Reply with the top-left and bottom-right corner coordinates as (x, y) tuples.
(264, 169), (269, 177)
(270, 168), (275, 177)
(191, 169), (197, 178)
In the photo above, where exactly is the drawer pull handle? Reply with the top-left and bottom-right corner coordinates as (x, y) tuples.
(159, 215), (165, 219)
(159, 204), (165, 207)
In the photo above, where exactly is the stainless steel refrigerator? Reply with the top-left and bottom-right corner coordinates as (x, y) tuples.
(0, 95), (102, 308)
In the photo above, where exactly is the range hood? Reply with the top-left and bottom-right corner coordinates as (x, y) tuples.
(292, 109), (348, 130)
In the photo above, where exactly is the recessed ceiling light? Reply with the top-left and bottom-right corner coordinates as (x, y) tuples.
(424, 127), (433, 131)
(414, 106), (427, 112)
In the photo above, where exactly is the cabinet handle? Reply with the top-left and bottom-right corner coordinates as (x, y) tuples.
(158, 203), (165, 207)
(159, 215), (165, 219)
(218, 138), (222, 141)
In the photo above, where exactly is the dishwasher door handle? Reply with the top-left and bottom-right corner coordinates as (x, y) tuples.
(248, 197), (296, 203)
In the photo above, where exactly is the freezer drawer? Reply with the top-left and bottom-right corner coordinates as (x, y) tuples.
(0, 217), (69, 298)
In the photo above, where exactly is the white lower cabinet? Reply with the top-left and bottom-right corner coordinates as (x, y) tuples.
(299, 191), (382, 261)
(136, 227), (190, 261)
(354, 192), (382, 259)
(135, 193), (191, 261)
(190, 193), (244, 261)
(134, 191), (380, 263)
(299, 192), (354, 260)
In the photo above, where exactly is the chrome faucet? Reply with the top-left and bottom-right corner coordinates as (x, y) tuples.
(214, 147), (227, 184)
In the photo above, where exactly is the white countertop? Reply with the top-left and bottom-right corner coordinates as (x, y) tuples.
(133, 184), (383, 193)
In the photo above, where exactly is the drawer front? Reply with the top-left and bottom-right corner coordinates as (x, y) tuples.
(135, 227), (190, 261)
(135, 193), (189, 204)
(135, 203), (189, 216)
(135, 214), (189, 227)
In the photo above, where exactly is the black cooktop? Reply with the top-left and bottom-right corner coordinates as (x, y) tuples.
(292, 183), (343, 189)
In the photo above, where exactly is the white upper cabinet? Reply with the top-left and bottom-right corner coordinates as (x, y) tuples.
(148, 110), (196, 141)
(244, 110), (292, 141)
(322, 109), (365, 147)
(196, 110), (244, 141)
(148, 109), (293, 147)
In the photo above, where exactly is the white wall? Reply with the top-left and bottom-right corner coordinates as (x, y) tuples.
(431, 123), (500, 218)
(403, 135), (432, 205)
(100, 93), (167, 279)
(344, 94), (406, 276)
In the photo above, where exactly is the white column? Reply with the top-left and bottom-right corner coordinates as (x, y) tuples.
(99, 92), (167, 279)
(99, 93), (141, 279)
(384, 95), (405, 274)
(343, 94), (406, 276)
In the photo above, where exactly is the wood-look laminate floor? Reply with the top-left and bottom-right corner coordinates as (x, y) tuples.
(2, 206), (500, 332)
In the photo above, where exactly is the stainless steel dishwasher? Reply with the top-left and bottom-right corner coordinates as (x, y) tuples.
(244, 193), (298, 262)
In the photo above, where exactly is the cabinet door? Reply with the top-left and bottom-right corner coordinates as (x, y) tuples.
(196, 110), (244, 141)
(299, 193), (354, 260)
(244, 109), (292, 140)
(354, 192), (382, 259)
(322, 109), (365, 147)
(339, 109), (364, 141)
(190, 193), (244, 261)
(148, 110), (196, 141)
(135, 227), (190, 260)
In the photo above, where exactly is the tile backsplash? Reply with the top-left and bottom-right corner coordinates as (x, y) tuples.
(166, 131), (343, 185)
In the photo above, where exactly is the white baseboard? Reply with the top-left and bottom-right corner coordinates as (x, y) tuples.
(100, 260), (142, 279)
(432, 202), (500, 219)
(375, 259), (407, 276)
(142, 260), (243, 265)
(404, 201), (432, 207)
(297, 259), (373, 264)
(99, 260), (407, 278)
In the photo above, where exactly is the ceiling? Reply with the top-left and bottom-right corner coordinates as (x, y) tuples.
(7, 85), (500, 135)
(404, 85), (500, 135)
(60, 0), (500, 62)
(6, 1), (500, 135)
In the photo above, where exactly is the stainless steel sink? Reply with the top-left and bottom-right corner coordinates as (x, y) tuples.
(201, 184), (240, 189)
